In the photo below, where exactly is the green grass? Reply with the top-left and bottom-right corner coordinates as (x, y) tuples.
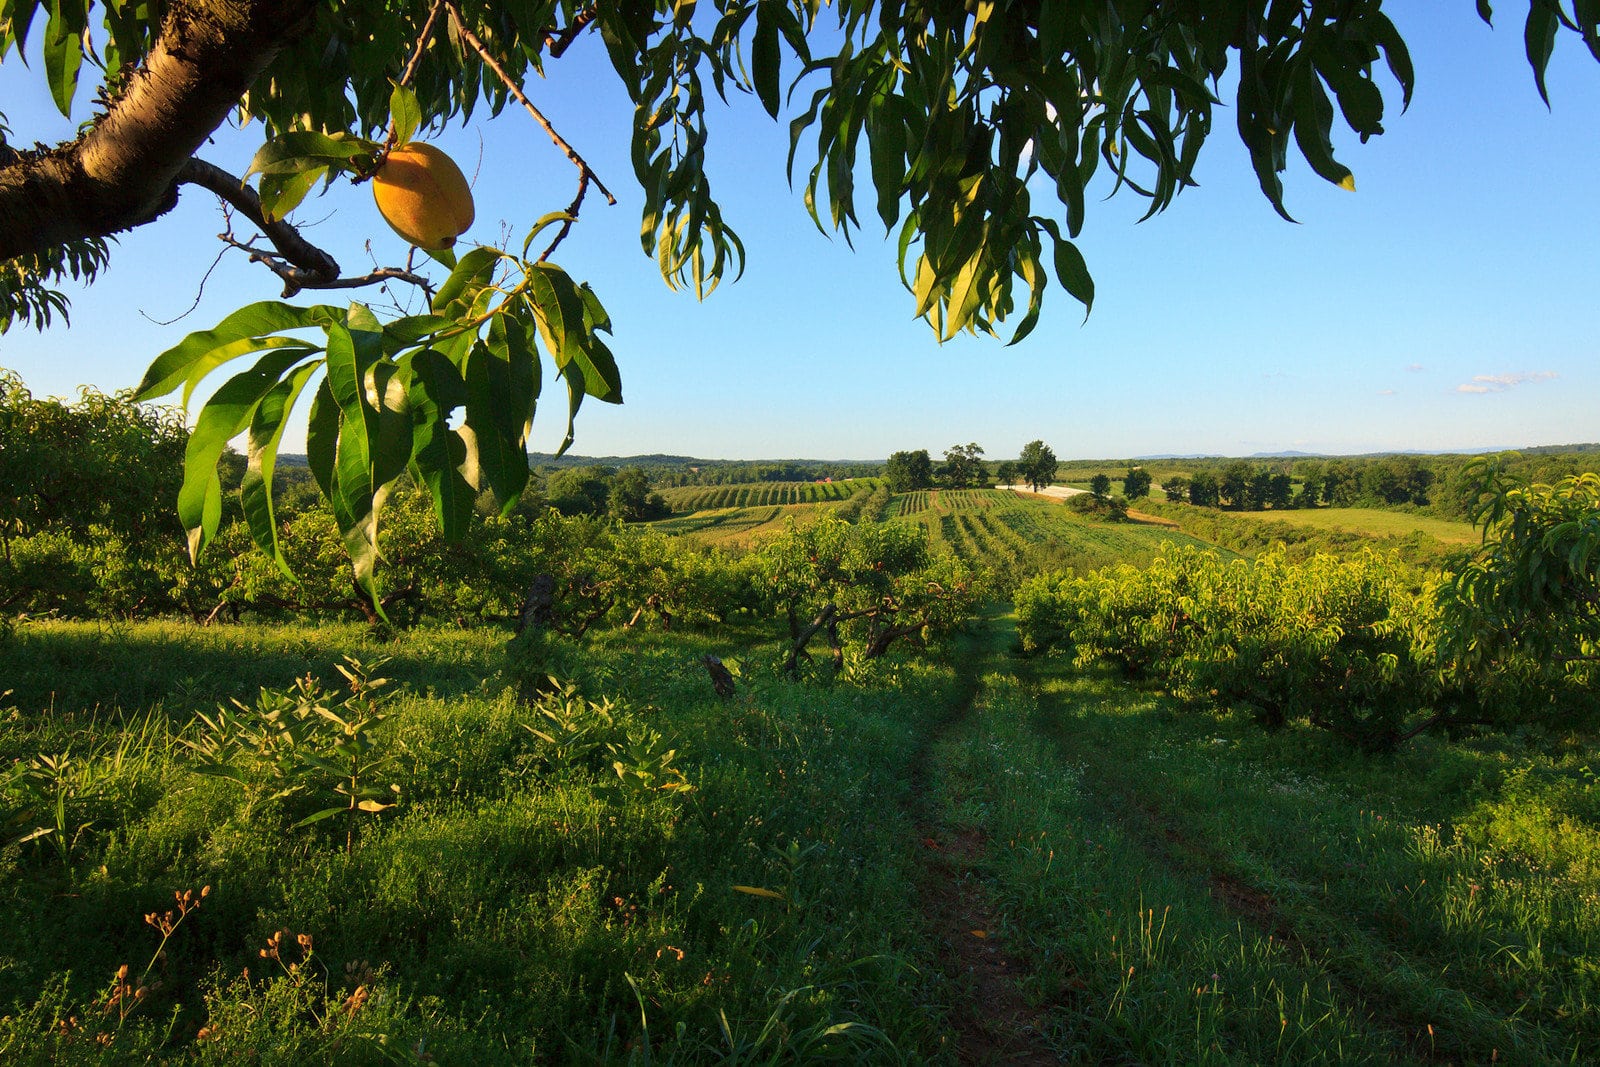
(928, 616), (1600, 1062)
(0, 618), (959, 1061)
(9, 603), (1600, 1062)
(1217, 506), (1479, 544)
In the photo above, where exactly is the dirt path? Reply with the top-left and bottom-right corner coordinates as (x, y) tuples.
(908, 614), (1059, 1065)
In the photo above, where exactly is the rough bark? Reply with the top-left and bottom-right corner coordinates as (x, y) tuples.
(0, 0), (318, 260)
(701, 654), (736, 699)
(516, 573), (558, 635)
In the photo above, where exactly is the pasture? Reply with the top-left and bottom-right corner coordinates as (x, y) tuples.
(1216, 505), (1480, 544)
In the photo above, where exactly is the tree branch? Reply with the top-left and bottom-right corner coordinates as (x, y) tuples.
(179, 158), (340, 281)
(444, 2), (614, 261)
(545, 9), (598, 59)
(217, 232), (434, 300)
(0, 0), (319, 261)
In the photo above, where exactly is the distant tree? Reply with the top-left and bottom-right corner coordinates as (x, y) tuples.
(1089, 473), (1112, 499)
(1188, 472), (1219, 508)
(547, 467), (614, 517)
(886, 450), (934, 493)
(1362, 456), (1434, 506)
(1123, 467), (1152, 500)
(1248, 467), (1277, 510)
(1018, 440), (1057, 492)
(940, 443), (986, 489)
(1163, 475), (1189, 503)
(608, 467), (670, 522)
(994, 460), (1019, 487)
(1294, 472), (1323, 509)
(1220, 461), (1254, 509)
(1266, 472), (1294, 509)
(1322, 461), (1359, 506)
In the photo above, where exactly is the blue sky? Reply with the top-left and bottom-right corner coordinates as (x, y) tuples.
(2, 7), (1596, 461)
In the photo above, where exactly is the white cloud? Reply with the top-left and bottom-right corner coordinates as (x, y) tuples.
(1456, 371), (1558, 394)
(1377, 389), (1397, 396)
(1405, 363), (1425, 373)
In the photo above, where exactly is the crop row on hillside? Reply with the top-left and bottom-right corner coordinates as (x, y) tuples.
(658, 479), (877, 513)
(887, 491), (1212, 586)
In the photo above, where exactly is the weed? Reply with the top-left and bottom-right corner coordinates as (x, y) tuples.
(183, 657), (401, 850)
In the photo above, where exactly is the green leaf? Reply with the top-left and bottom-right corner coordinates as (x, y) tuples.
(1292, 66), (1355, 191)
(520, 211), (577, 259)
(389, 80), (422, 146)
(431, 245), (502, 317)
(322, 320), (383, 593)
(1036, 218), (1094, 318)
(407, 348), (477, 539)
(137, 301), (339, 400)
(244, 131), (378, 180)
(1525, 1), (1559, 106)
(305, 378), (340, 503)
(291, 807), (346, 828)
(752, 1), (781, 118)
(180, 348), (318, 562)
(41, 14), (83, 117)
(240, 360), (324, 576)
(473, 313), (540, 508)
(257, 164), (329, 222)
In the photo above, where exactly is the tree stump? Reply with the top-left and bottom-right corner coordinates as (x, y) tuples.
(701, 654), (736, 699)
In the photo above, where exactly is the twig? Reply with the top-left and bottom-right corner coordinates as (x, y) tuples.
(141, 227), (231, 326)
(540, 170), (589, 263)
(444, 2), (615, 260)
(386, 0), (448, 149)
(218, 233), (435, 301)
(545, 8), (598, 59)
(180, 157), (340, 281)
(399, 0), (446, 88)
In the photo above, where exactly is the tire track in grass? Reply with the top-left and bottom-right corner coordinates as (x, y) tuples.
(908, 610), (1059, 1065)
(1016, 664), (1505, 1063)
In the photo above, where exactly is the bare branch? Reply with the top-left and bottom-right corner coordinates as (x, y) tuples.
(218, 233), (434, 301)
(400, 0), (448, 89)
(545, 9), (598, 59)
(444, 2), (615, 262)
(179, 157), (340, 281)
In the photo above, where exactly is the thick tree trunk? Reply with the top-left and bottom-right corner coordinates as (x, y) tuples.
(701, 654), (736, 699)
(0, 0), (318, 260)
(863, 620), (925, 660)
(516, 574), (558, 635)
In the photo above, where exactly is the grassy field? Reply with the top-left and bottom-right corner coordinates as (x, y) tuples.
(0, 618), (956, 1061)
(1216, 506), (1479, 544)
(928, 616), (1600, 1062)
(646, 501), (831, 545)
(6, 610), (1597, 1061)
